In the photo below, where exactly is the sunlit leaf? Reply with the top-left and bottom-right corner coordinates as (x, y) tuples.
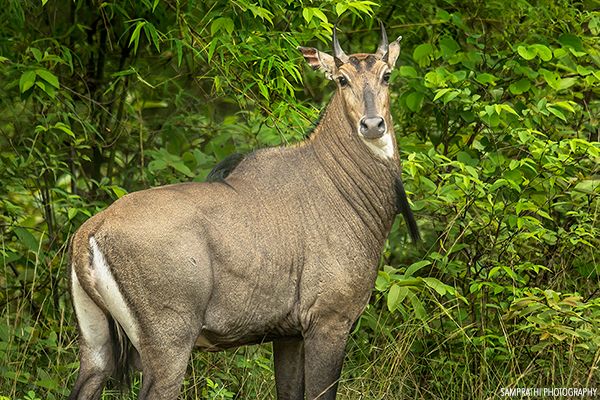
(19, 70), (36, 93)
(413, 43), (434, 66)
(35, 69), (59, 88)
(517, 45), (536, 60)
(129, 20), (146, 54)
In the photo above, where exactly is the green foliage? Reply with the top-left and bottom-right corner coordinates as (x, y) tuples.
(375, 0), (599, 396)
(0, 0), (598, 398)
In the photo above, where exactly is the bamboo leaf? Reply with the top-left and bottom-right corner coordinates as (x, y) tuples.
(211, 17), (234, 36)
(423, 277), (448, 296)
(53, 122), (75, 138)
(14, 227), (39, 252)
(129, 20), (147, 54)
(35, 69), (59, 88)
(405, 260), (431, 277)
(547, 106), (566, 121)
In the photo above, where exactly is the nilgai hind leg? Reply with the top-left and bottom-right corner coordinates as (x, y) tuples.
(135, 336), (196, 400)
(68, 272), (115, 400)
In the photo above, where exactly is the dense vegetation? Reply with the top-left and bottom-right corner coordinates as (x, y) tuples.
(1, 0), (598, 399)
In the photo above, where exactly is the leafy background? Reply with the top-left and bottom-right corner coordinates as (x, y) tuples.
(0, 0), (598, 399)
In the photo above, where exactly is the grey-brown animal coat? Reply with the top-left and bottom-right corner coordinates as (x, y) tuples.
(68, 25), (417, 400)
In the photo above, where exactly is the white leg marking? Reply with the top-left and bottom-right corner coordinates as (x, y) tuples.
(71, 267), (111, 368)
(89, 236), (140, 350)
(362, 132), (395, 159)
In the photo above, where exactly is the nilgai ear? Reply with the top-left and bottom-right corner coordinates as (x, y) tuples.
(386, 36), (402, 68)
(298, 47), (336, 80)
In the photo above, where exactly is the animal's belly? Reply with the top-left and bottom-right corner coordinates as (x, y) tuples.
(194, 330), (279, 352)
(195, 333), (225, 352)
(195, 296), (301, 352)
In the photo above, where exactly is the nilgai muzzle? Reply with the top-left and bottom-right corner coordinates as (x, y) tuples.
(68, 22), (419, 400)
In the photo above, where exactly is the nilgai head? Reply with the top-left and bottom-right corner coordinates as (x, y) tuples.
(299, 22), (402, 156)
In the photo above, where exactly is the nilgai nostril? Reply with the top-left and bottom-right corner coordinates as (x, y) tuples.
(68, 22), (418, 400)
(360, 116), (386, 139)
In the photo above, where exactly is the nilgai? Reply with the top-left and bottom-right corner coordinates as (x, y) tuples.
(68, 22), (420, 400)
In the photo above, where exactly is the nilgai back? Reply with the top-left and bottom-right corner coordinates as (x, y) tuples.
(68, 23), (419, 400)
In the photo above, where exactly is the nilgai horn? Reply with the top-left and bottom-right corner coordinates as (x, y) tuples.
(68, 23), (418, 400)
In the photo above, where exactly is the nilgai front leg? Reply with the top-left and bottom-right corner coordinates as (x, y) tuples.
(303, 321), (351, 400)
(274, 337), (305, 400)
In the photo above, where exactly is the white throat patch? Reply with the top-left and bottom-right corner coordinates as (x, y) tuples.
(361, 131), (395, 159)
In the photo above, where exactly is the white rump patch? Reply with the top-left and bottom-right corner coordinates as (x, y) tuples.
(71, 268), (112, 368)
(89, 236), (140, 350)
(362, 132), (395, 159)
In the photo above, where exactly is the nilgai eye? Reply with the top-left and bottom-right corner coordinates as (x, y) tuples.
(382, 72), (391, 84)
(338, 76), (349, 87)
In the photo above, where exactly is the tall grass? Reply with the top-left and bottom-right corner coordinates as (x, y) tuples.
(2, 249), (597, 399)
